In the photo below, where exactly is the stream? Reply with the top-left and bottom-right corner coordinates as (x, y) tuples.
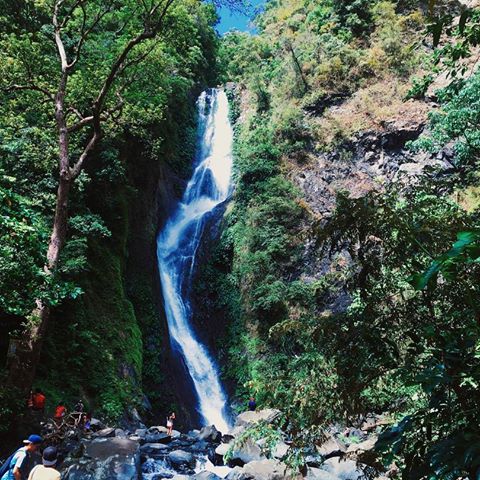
(156, 88), (233, 434)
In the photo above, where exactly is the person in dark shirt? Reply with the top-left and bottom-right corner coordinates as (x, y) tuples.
(248, 397), (256, 411)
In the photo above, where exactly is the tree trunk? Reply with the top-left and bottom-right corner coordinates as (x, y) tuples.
(6, 73), (71, 395)
(6, 177), (71, 394)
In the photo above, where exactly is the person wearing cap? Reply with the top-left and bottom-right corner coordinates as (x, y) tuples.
(27, 447), (60, 480)
(1, 434), (42, 480)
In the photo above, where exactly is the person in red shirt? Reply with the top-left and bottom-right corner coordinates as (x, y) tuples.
(53, 402), (67, 424)
(32, 389), (46, 412)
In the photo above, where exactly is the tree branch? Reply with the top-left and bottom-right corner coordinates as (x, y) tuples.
(68, 0), (116, 69)
(53, 0), (69, 72)
(5, 83), (55, 101)
(70, 131), (100, 179)
(67, 115), (94, 133)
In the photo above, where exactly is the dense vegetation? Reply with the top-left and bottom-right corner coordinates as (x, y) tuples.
(0, 0), (220, 429)
(200, 0), (480, 477)
(2, 0), (480, 478)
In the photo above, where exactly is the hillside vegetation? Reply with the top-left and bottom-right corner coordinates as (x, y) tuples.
(199, 0), (480, 477)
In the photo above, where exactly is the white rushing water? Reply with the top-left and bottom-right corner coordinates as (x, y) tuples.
(157, 89), (233, 433)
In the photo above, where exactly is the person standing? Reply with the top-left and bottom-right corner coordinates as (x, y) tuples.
(166, 412), (176, 436)
(248, 397), (257, 411)
(32, 390), (46, 413)
(0, 434), (42, 480)
(27, 447), (60, 480)
(53, 402), (66, 425)
(73, 400), (84, 413)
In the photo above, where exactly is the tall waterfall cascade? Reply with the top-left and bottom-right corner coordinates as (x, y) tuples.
(157, 89), (233, 433)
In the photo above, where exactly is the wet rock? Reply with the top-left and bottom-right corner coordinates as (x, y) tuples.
(192, 472), (223, 480)
(62, 437), (140, 480)
(148, 426), (169, 434)
(305, 454), (323, 468)
(145, 432), (172, 444)
(215, 442), (231, 457)
(225, 466), (245, 480)
(168, 449), (195, 470)
(198, 425), (222, 443)
(135, 428), (147, 439)
(115, 428), (128, 438)
(89, 418), (105, 432)
(94, 427), (115, 438)
(140, 443), (169, 455)
(190, 440), (210, 452)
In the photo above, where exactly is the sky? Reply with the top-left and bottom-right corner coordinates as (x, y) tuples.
(216, 0), (265, 35)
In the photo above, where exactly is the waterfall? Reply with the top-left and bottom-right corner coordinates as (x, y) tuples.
(156, 89), (233, 433)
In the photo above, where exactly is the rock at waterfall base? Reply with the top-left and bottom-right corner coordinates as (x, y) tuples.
(168, 449), (196, 469)
(198, 425), (222, 443)
(140, 442), (169, 455)
(62, 437), (140, 480)
(228, 437), (265, 466)
(225, 459), (301, 480)
(235, 410), (281, 428)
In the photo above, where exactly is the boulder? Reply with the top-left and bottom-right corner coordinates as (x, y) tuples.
(140, 443), (169, 455)
(241, 459), (300, 479)
(115, 428), (128, 438)
(62, 437), (140, 480)
(222, 434), (235, 443)
(225, 466), (245, 480)
(95, 427), (116, 438)
(305, 467), (337, 480)
(305, 455), (323, 468)
(189, 440), (209, 452)
(347, 436), (379, 466)
(272, 442), (290, 460)
(148, 425), (168, 433)
(193, 472), (222, 480)
(316, 435), (346, 459)
(320, 457), (364, 480)
(228, 438), (265, 466)
(215, 443), (231, 457)
(145, 432), (172, 444)
(227, 426), (246, 439)
(235, 409), (281, 428)
(198, 425), (222, 443)
(168, 450), (195, 469)
(89, 418), (105, 432)
(135, 428), (147, 439)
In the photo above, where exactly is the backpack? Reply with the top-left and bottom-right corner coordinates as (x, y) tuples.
(0, 451), (17, 478)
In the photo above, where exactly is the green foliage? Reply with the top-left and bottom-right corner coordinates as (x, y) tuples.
(410, 71), (480, 175)
(0, 0), (221, 427)
(225, 419), (283, 463)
